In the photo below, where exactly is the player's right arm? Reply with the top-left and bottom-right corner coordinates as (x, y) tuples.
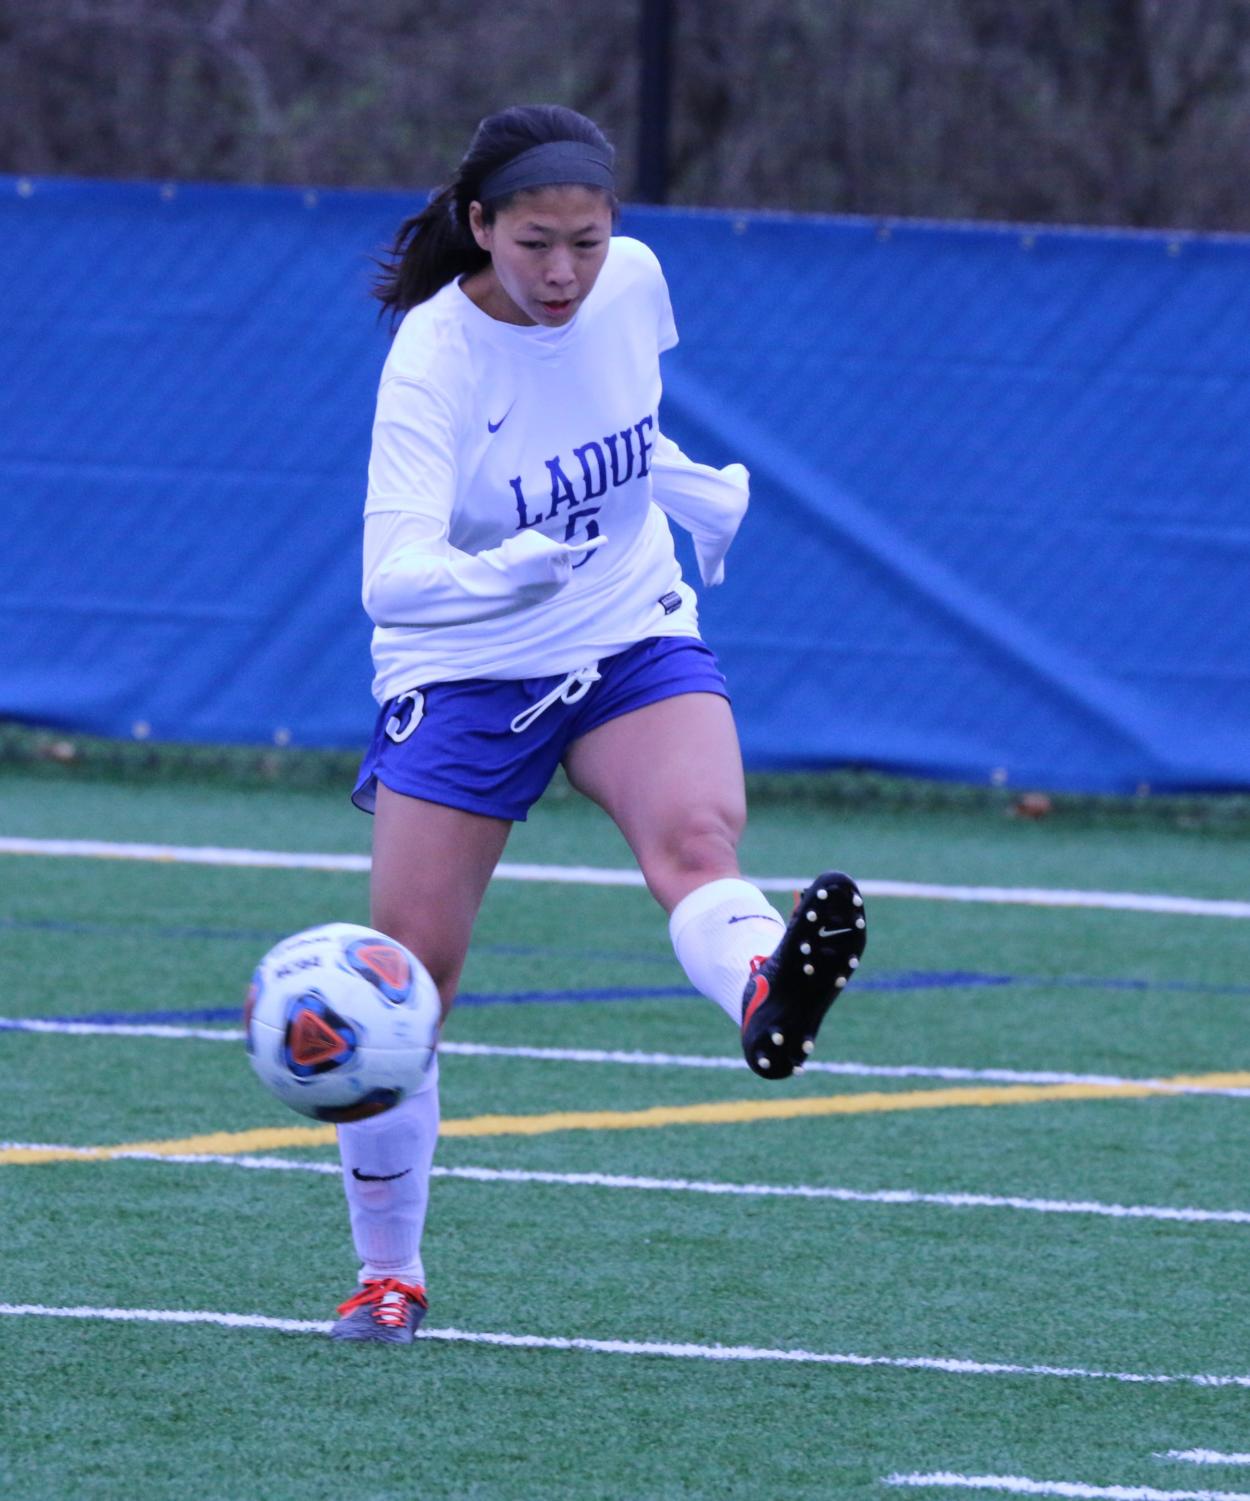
(362, 377), (602, 627)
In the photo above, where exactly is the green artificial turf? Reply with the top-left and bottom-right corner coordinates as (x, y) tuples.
(2, 767), (1247, 1500)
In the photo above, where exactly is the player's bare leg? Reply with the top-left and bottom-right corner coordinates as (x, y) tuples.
(564, 691), (747, 911)
(332, 787), (510, 1342)
(564, 693), (783, 1028)
(563, 692), (865, 1077)
(369, 785), (511, 1017)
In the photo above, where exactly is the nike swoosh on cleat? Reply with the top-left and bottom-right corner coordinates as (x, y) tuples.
(351, 1167), (412, 1183)
(742, 974), (770, 1030)
(818, 926), (853, 938)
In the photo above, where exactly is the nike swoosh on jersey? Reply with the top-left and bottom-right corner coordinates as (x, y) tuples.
(487, 404), (515, 433)
(351, 1167), (412, 1183)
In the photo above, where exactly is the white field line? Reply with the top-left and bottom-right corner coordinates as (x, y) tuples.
(2, 1018), (247, 1041)
(1160, 1457), (1250, 1469)
(7, 1018), (1250, 1101)
(1, 837), (1246, 919)
(885, 1474), (1250, 1500)
(438, 1042), (1250, 1100)
(6, 1147), (1249, 1229)
(4, 1303), (1250, 1388)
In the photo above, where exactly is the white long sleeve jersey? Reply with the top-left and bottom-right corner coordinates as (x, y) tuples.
(363, 235), (748, 704)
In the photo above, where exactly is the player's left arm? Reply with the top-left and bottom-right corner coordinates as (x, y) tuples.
(649, 432), (749, 587)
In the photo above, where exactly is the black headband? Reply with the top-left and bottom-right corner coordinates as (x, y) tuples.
(478, 140), (615, 203)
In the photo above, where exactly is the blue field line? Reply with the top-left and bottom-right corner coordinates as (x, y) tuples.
(0, 916), (678, 966)
(2, 974), (1012, 1030)
(3, 967), (1247, 1032)
(8, 914), (1242, 995)
(0, 916), (284, 943)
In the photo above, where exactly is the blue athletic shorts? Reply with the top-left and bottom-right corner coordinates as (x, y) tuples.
(352, 636), (729, 822)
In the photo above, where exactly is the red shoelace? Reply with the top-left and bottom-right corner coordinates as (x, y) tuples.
(337, 1278), (428, 1327)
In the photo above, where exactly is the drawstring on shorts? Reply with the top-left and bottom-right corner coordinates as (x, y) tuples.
(509, 663), (601, 734)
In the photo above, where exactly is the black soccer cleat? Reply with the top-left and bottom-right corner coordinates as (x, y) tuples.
(740, 871), (867, 1079)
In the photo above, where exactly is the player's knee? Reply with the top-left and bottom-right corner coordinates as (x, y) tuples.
(368, 908), (464, 1012)
(661, 804), (744, 880)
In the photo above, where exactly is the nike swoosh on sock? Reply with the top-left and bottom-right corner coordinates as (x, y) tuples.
(351, 1167), (413, 1183)
(727, 913), (785, 925)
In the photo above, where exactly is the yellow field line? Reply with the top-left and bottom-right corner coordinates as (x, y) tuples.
(2, 1125), (333, 1164)
(4, 1069), (1248, 1165)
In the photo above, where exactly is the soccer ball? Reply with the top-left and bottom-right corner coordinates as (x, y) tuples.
(244, 923), (440, 1123)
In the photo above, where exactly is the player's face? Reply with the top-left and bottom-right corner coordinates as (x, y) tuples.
(468, 185), (613, 327)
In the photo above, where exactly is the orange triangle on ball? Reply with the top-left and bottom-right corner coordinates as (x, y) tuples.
(289, 1007), (348, 1066)
(355, 943), (410, 990)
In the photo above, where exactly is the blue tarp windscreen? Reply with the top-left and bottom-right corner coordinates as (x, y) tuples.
(1, 176), (1247, 792)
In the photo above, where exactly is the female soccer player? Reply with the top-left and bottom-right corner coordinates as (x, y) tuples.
(331, 104), (867, 1342)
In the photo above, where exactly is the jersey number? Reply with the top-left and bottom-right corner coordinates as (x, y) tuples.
(564, 507), (601, 566)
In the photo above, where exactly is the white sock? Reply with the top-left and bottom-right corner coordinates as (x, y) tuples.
(337, 1056), (439, 1288)
(669, 877), (786, 1025)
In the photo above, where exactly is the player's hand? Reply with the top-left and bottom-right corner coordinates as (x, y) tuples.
(493, 529), (608, 596)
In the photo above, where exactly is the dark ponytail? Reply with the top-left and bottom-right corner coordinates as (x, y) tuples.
(373, 104), (616, 325)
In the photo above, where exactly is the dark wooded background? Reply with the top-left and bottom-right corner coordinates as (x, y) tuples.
(4, 0), (1249, 227)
